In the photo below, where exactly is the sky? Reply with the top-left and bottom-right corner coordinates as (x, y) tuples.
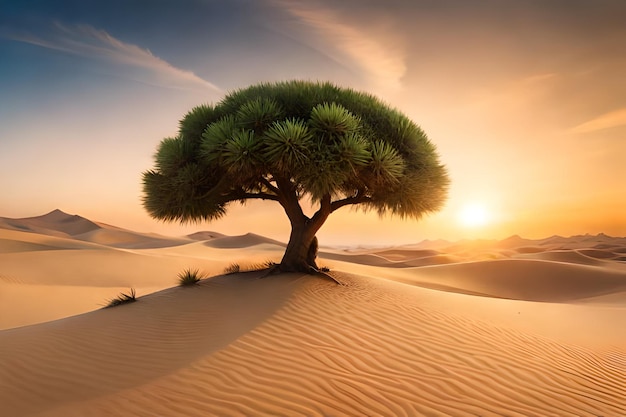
(1, 0), (625, 246)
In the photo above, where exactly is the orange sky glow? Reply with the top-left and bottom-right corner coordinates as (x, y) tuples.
(1, 0), (624, 246)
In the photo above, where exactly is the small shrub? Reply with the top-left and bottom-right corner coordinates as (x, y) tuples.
(105, 288), (136, 308)
(263, 260), (278, 269)
(224, 260), (277, 275)
(178, 268), (203, 286)
(247, 260), (278, 271)
(223, 263), (241, 274)
(319, 266), (331, 273)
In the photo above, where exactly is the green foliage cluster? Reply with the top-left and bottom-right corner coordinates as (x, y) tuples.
(143, 80), (448, 224)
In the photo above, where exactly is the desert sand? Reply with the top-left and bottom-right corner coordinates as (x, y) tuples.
(0, 210), (625, 416)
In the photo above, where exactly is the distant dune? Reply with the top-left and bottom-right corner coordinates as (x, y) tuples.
(202, 232), (286, 249)
(186, 231), (225, 240)
(0, 209), (100, 237)
(0, 209), (191, 249)
(0, 211), (625, 416)
(391, 258), (626, 302)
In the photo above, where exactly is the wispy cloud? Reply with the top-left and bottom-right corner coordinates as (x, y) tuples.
(521, 73), (558, 84)
(5, 22), (221, 91)
(274, 1), (406, 89)
(570, 108), (626, 134)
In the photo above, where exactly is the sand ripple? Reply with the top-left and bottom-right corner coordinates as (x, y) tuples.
(2, 274), (623, 416)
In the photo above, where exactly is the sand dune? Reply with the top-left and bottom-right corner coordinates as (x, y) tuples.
(390, 259), (626, 302)
(0, 228), (110, 252)
(1, 273), (624, 416)
(0, 209), (101, 237)
(0, 209), (190, 249)
(187, 231), (226, 240)
(320, 250), (460, 268)
(514, 246), (547, 254)
(1, 212), (625, 415)
(0, 227), (226, 330)
(578, 248), (619, 259)
(74, 227), (190, 249)
(203, 232), (286, 249)
(375, 248), (441, 261)
(514, 249), (605, 266)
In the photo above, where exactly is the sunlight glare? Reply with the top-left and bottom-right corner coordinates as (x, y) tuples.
(458, 203), (490, 228)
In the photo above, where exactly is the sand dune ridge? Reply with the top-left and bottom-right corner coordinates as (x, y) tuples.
(0, 211), (625, 415)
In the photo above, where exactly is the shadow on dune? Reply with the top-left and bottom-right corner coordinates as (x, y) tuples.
(0, 272), (302, 416)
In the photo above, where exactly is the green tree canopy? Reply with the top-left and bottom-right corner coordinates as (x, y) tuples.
(143, 80), (449, 272)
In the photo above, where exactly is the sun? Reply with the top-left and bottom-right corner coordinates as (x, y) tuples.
(458, 203), (490, 228)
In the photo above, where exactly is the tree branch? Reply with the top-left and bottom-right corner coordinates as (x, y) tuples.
(260, 176), (280, 195)
(212, 185), (280, 203)
(330, 191), (371, 212)
(237, 192), (281, 201)
(274, 175), (307, 224)
(309, 193), (332, 233)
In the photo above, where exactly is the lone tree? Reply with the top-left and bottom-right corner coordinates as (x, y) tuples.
(143, 81), (449, 273)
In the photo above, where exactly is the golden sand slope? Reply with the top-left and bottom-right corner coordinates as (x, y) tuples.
(0, 228), (228, 329)
(1, 215), (625, 416)
(1, 272), (625, 417)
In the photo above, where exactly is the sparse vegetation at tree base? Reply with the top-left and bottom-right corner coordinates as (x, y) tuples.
(143, 80), (449, 273)
(223, 260), (278, 275)
(178, 268), (203, 286)
(223, 263), (241, 275)
(105, 288), (136, 308)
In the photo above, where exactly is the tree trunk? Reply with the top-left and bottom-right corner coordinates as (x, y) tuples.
(307, 236), (319, 269)
(276, 184), (331, 273)
(279, 221), (319, 272)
